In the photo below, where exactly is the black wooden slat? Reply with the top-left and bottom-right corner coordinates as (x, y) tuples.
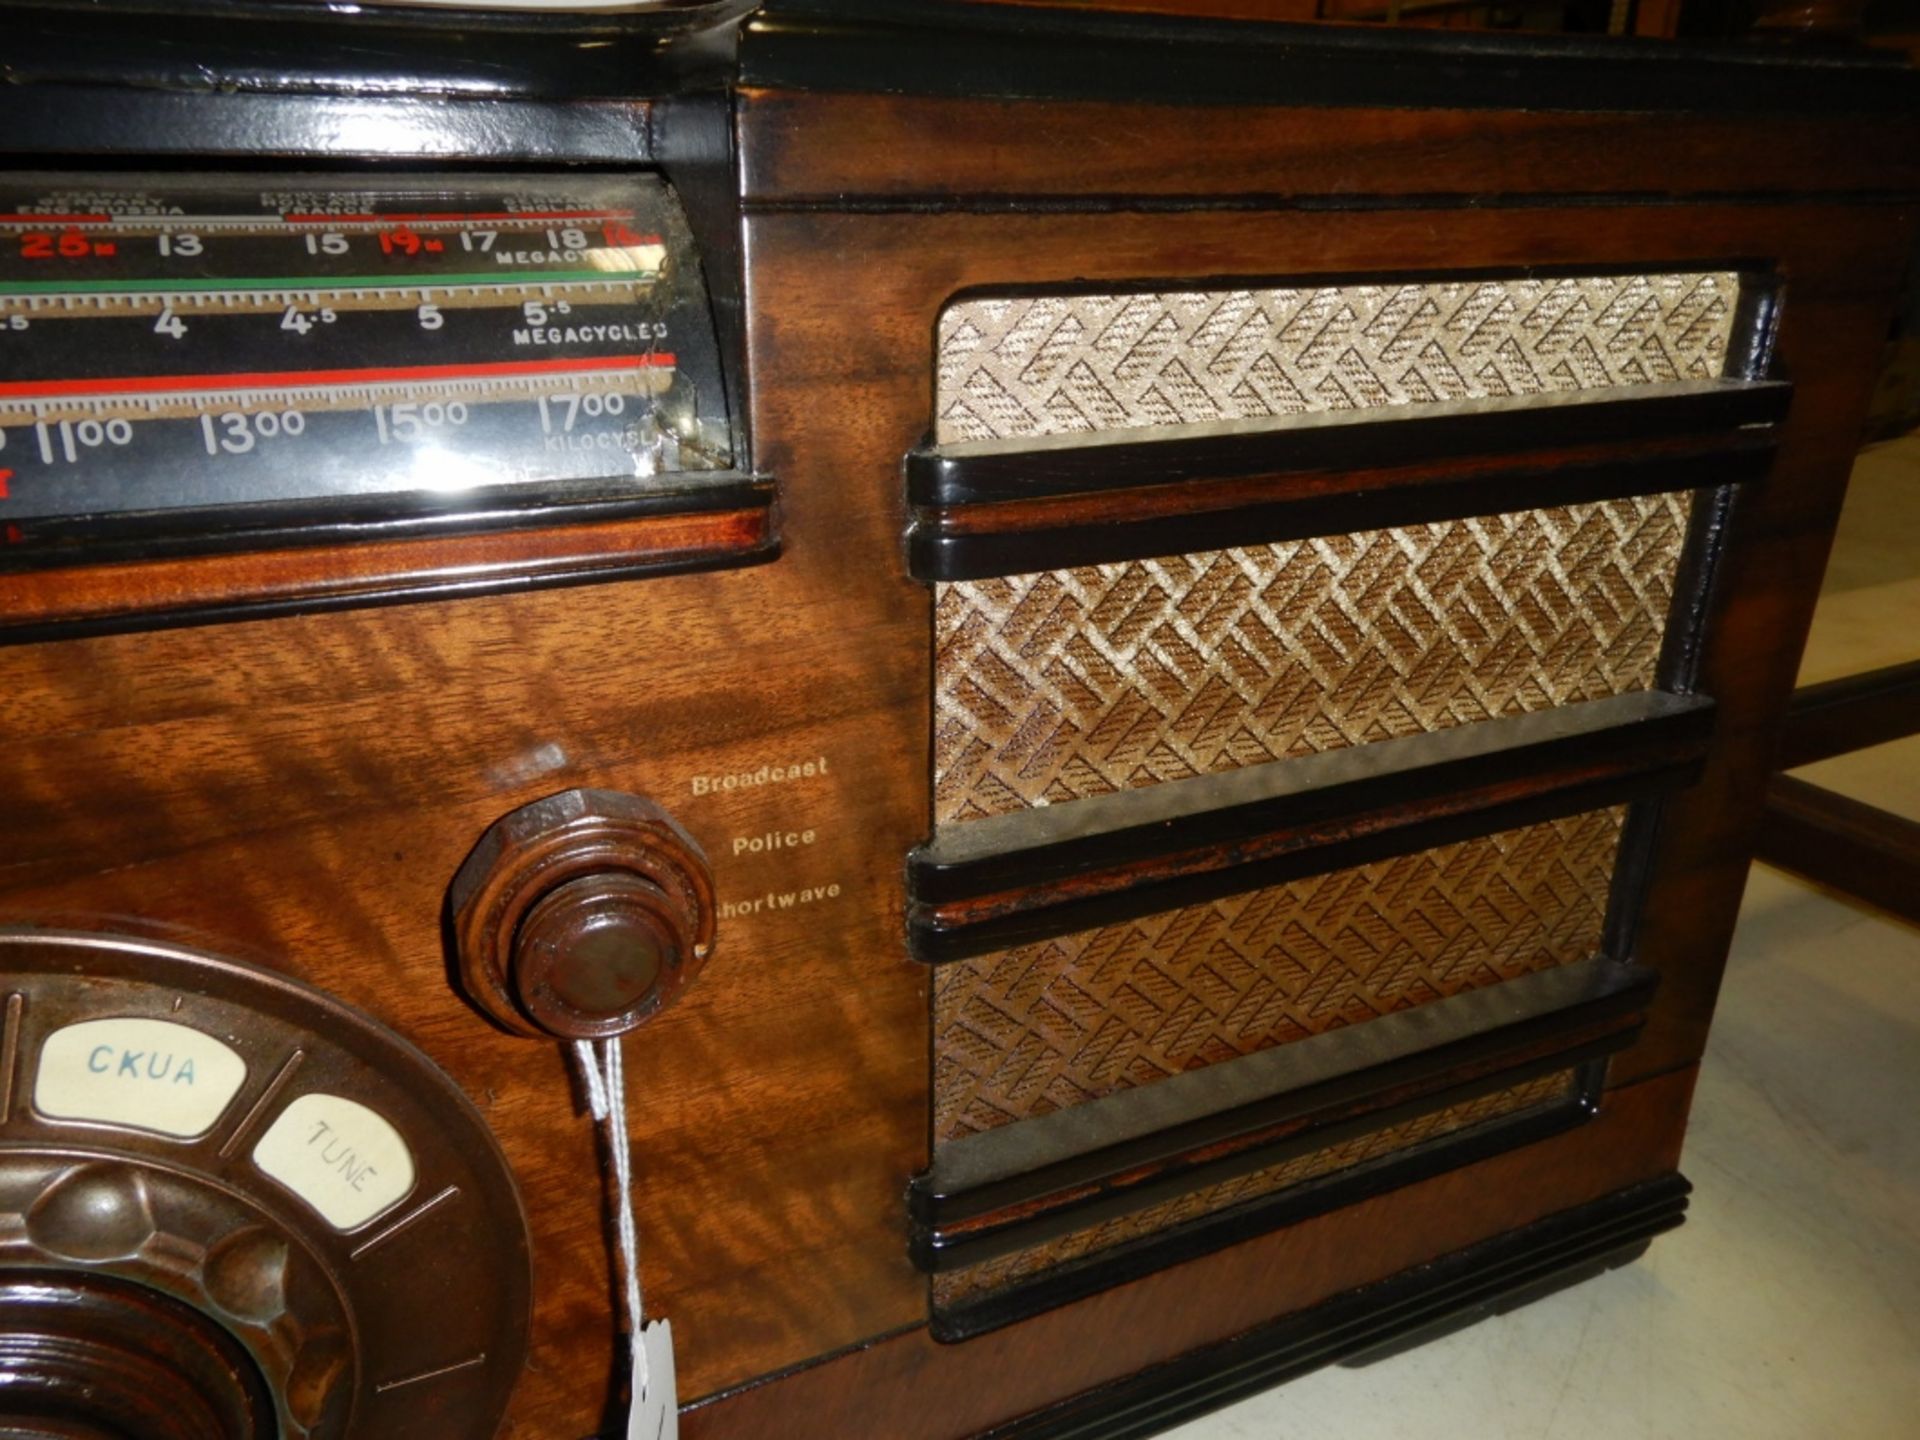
(908, 380), (1789, 508)
(913, 956), (1653, 1252)
(910, 693), (1713, 962)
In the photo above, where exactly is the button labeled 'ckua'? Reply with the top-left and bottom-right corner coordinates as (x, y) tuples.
(34, 1017), (248, 1139)
(252, 1092), (417, 1231)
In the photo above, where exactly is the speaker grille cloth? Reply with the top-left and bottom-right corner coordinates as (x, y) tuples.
(923, 275), (1728, 1303)
(934, 808), (1622, 1142)
(932, 273), (1735, 827)
(932, 1068), (1577, 1308)
(934, 500), (1691, 824)
(936, 275), (1739, 444)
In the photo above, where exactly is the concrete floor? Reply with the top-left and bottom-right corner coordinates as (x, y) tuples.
(1167, 436), (1920, 1439)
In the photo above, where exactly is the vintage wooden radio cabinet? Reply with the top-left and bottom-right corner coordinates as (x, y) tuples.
(0, 1), (1915, 1436)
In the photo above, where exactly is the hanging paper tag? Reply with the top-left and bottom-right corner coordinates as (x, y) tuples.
(628, 1319), (678, 1440)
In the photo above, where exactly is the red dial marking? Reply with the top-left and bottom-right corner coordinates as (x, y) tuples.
(0, 354), (677, 400)
(283, 210), (638, 224)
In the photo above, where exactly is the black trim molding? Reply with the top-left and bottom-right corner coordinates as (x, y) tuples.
(909, 693), (1714, 964)
(907, 379), (1786, 582)
(913, 957), (1654, 1274)
(909, 379), (1788, 509)
(930, 1066), (1605, 1342)
(970, 1174), (1693, 1433)
(743, 0), (1919, 114)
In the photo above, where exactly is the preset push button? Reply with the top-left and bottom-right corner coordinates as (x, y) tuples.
(33, 1017), (248, 1139)
(251, 1092), (417, 1231)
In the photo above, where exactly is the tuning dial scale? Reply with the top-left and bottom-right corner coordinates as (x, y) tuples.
(0, 930), (531, 1440)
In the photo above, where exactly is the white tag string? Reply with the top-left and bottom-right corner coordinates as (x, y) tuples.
(573, 1036), (675, 1438)
(575, 1037), (645, 1349)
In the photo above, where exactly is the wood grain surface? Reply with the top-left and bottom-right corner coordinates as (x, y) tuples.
(0, 420), (932, 1428)
(739, 92), (1920, 203)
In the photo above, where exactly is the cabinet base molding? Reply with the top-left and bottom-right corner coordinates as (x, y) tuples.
(994, 1173), (1690, 1440)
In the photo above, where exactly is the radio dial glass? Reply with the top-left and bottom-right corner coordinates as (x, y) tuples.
(0, 172), (733, 561)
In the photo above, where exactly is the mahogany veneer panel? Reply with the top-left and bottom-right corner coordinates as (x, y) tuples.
(0, 506), (775, 634)
(0, 435), (931, 1424)
(3, 194), (1892, 1425)
(739, 93), (1920, 203)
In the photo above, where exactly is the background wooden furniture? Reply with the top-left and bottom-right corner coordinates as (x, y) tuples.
(1758, 661), (1920, 924)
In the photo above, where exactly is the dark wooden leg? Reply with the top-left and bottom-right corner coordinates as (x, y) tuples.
(1776, 660), (1920, 770)
(1755, 773), (1920, 926)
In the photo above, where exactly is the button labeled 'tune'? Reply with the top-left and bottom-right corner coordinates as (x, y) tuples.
(252, 1092), (417, 1232)
(34, 1017), (249, 1139)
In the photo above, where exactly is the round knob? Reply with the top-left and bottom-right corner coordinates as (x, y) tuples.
(0, 1271), (275, 1440)
(515, 872), (692, 1038)
(450, 789), (716, 1040)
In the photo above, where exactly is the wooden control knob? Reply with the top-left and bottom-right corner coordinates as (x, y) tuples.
(0, 1271), (276, 1440)
(451, 790), (716, 1040)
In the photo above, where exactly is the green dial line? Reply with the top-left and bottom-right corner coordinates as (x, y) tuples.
(0, 270), (653, 296)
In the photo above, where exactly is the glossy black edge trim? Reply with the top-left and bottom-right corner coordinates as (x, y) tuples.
(908, 448), (1768, 582)
(0, 88), (653, 167)
(1, 1), (745, 102)
(1655, 266), (1780, 698)
(749, 191), (1920, 217)
(0, 476), (774, 573)
(1600, 491), (1746, 962)
(927, 1073), (1611, 1343)
(905, 380), (1789, 509)
(912, 956), (1653, 1233)
(1776, 659), (1920, 770)
(911, 692), (1712, 907)
(743, 0), (1918, 114)
(1728, 272), (1787, 389)
(0, 533), (781, 648)
(910, 745), (1704, 966)
(1604, 267), (1781, 963)
(950, 1174), (1693, 1426)
(914, 1033), (1627, 1275)
(1601, 791), (1671, 965)
(1656, 485), (1744, 699)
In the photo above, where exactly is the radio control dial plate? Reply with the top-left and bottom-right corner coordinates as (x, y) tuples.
(0, 930), (533, 1440)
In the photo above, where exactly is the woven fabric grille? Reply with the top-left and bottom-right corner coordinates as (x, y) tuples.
(933, 808), (1623, 1142)
(935, 274), (1740, 444)
(933, 497), (1691, 824)
(931, 273), (1734, 828)
(931, 1068), (1576, 1307)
